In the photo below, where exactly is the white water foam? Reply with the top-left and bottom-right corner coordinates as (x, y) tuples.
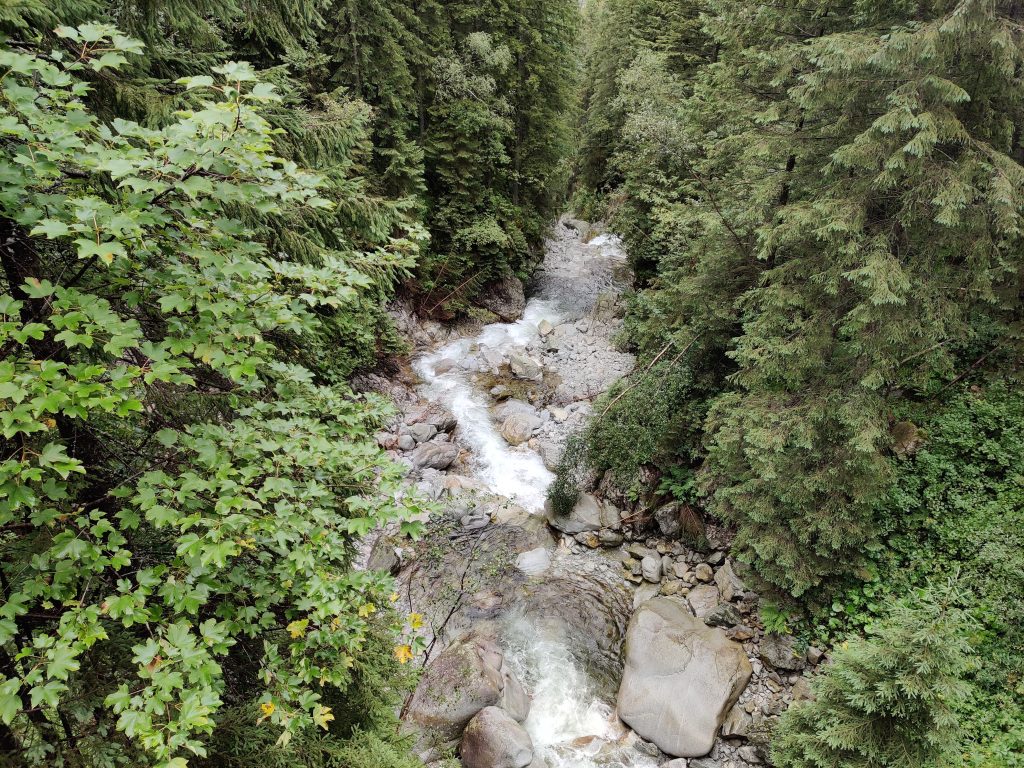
(413, 299), (560, 512)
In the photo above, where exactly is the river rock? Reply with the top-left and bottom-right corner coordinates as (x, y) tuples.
(407, 423), (438, 444)
(478, 272), (526, 322)
(410, 403), (458, 433)
(413, 442), (460, 470)
(652, 502), (685, 539)
(687, 584), (720, 618)
(759, 633), (806, 671)
(641, 555), (662, 583)
(548, 493), (618, 534)
(714, 559), (745, 602)
(617, 598), (752, 758)
(501, 412), (542, 446)
(480, 345), (506, 371)
(460, 707), (535, 768)
(537, 318), (554, 337)
(510, 351), (542, 381)
(404, 635), (527, 757)
(694, 563), (714, 583)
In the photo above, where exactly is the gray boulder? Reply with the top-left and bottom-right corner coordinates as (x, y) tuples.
(687, 584), (720, 618)
(510, 352), (542, 381)
(548, 493), (619, 535)
(407, 423), (438, 444)
(652, 502), (684, 539)
(759, 633), (806, 671)
(617, 598), (752, 758)
(460, 707), (535, 768)
(501, 412), (542, 446)
(403, 635), (528, 757)
(641, 555), (662, 583)
(413, 442), (460, 470)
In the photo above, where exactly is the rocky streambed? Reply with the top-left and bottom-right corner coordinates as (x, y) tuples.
(365, 219), (823, 768)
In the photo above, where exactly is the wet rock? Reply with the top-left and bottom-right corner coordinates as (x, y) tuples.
(641, 555), (663, 583)
(714, 560), (745, 602)
(407, 423), (438, 444)
(759, 633), (806, 672)
(478, 272), (527, 322)
(501, 412), (542, 446)
(687, 584), (721, 618)
(537, 319), (554, 337)
(413, 442), (460, 470)
(509, 351), (543, 381)
(404, 635), (524, 756)
(460, 706), (535, 768)
(516, 548), (551, 576)
(480, 345), (506, 371)
(548, 494), (618, 535)
(617, 598), (752, 758)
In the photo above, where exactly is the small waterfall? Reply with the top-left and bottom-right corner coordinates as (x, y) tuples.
(413, 299), (560, 512)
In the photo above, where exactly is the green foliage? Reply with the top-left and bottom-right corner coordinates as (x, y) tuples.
(0, 31), (427, 767)
(773, 587), (972, 768)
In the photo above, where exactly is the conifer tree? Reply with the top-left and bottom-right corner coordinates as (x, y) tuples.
(772, 588), (971, 768)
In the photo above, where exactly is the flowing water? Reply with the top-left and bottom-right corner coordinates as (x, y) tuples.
(410, 224), (656, 767)
(413, 299), (561, 513)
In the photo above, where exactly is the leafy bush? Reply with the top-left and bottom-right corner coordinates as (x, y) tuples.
(0, 30), (425, 767)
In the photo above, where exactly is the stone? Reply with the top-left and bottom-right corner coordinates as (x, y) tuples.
(891, 420), (923, 456)
(707, 551), (725, 566)
(791, 676), (814, 702)
(704, 603), (744, 628)
(537, 319), (554, 337)
(509, 352), (542, 381)
(412, 442), (460, 470)
(404, 636), (524, 755)
(367, 535), (401, 575)
(633, 581), (661, 609)
(617, 598), (752, 758)
(461, 512), (490, 530)
(641, 555), (663, 583)
(501, 413), (542, 446)
(516, 548), (551, 576)
(548, 494), (618, 535)
(673, 562), (691, 580)
(598, 529), (624, 547)
(549, 406), (568, 422)
(687, 584), (721, 618)
(407, 423), (438, 444)
(694, 563), (714, 583)
(578, 531), (601, 548)
(478, 272), (527, 322)
(460, 706), (535, 768)
(653, 502), (685, 539)
(411, 403), (458, 433)
(759, 633), (807, 672)
(738, 745), (763, 764)
(480, 345), (506, 370)
(661, 580), (684, 596)
(714, 559), (745, 602)
(397, 434), (416, 451)
(665, 761), (689, 768)
(727, 625), (755, 642)
(720, 703), (752, 738)
(806, 646), (825, 666)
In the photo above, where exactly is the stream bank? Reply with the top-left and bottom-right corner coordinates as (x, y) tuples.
(364, 218), (822, 768)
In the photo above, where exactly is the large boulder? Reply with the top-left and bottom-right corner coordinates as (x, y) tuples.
(617, 598), (752, 758)
(403, 635), (529, 758)
(412, 442), (460, 470)
(501, 412), (542, 446)
(478, 272), (527, 322)
(460, 707), (535, 768)
(548, 493), (619, 535)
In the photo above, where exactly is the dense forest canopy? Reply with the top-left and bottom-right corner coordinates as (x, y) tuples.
(1, 0), (1023, 767)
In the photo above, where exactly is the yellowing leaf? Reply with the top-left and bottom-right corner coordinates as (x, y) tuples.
(394, 645), (413, 665)
(313, 705), (334, 730)
(260, 701), (275, 718)
(358, 602), (376, 617)
(286, 619), (308, 639)
(409, 613), (424, 630)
